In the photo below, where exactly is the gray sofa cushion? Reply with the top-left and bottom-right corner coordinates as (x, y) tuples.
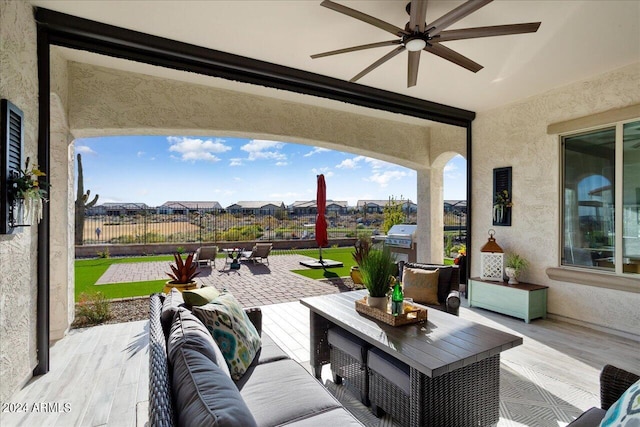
(170, 342), (258, 427)
(566, 407), (606, 426)
(168, 308), (230, 378)
(256, 332), (289, 365)
(161, 288), (185, 337)
(238, 359), (344, 426)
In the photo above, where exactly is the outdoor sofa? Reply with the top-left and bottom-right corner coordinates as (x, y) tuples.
(149, 289), (364, 427)
(398, 262), (461, 316)
(567, 364), (639, 426)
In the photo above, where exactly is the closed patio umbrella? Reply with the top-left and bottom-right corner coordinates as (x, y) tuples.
(315, 174), (328, 264)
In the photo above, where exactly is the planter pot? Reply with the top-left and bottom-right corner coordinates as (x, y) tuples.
(350, 266), (363, 285)
(367, 295), (388, 312)
(163, 281), (198, 294)
(504, 267), (518, 285)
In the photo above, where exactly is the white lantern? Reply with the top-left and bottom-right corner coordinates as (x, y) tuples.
(480, 230), (504, 281)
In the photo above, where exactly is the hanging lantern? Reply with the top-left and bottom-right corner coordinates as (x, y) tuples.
(480, 229), (504, 281)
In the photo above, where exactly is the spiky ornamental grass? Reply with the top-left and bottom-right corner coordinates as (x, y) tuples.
(167, 252), (199, 284)
(359, 247), (396, 297)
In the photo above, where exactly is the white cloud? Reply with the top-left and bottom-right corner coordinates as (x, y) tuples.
(76, 145), (96, 155)
(363, 157), (394, 169)
(336, 157), (362, 169)
(368, 170), (408, 187)
(240, 139), (287, 162)
(167, 136), (231, 162)
(229, 158), (243, 166)
(275, 161), (288, 167)
(304, 147), (330, 157)
(137, 151), (145, 157)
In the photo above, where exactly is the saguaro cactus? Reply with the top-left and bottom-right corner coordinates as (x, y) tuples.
(75, 153), (99, 245)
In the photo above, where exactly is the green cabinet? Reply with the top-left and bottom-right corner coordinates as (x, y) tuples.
(468, 278), (548, 323)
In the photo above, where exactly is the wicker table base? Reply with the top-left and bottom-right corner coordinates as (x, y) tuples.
(302, 291), (522, 427)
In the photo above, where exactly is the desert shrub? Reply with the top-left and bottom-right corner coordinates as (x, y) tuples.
(76, 292), (111, 325)
(97, 248), (110, 259)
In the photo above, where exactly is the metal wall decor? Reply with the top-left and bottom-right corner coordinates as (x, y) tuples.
(1, 99), (24, 234)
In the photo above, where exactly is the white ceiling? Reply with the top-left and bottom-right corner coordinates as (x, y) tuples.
(30, 0), (640, 120)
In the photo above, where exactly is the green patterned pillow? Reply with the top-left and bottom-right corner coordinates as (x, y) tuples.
(192, 293), (261, 380)
(600, 379), (640, 426)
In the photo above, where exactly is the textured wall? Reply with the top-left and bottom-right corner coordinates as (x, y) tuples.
(472, 62), (640, 336)
(0, 0), (40, 403)
(68, 63), (431, 170)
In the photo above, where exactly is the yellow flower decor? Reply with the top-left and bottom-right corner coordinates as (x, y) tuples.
(10, 157), (49, 224)
(494, 189), (512, 207)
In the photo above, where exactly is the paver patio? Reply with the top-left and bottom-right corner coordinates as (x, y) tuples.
(96, 254), (351, 307)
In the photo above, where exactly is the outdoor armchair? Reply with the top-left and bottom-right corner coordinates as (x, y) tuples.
(247, 243), (272, 265)
(195, 246), (218, 268)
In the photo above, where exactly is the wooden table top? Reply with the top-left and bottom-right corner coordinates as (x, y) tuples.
(300, 290), (523, 378)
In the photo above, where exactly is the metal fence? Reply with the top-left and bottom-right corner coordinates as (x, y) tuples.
(82, 209), (465, 245)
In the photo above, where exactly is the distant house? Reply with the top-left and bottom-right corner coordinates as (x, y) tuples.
(444, 200), (467, 213)
(357, 199), (417, 214)
(290, 200), (348, 215)
(226, 201), (286, 215)
(88, 202), (150, 216)
(159, 201), (223, 215)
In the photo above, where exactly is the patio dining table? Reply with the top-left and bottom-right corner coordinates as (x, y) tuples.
(300, 290), (523, 426)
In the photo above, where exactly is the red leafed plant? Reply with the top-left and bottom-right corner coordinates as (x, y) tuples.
(167, 252), (199, 284)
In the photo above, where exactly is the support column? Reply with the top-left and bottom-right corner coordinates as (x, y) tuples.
(416, 167), (445, 264)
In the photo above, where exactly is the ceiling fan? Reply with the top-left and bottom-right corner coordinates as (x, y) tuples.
(312, 0), (541, 87)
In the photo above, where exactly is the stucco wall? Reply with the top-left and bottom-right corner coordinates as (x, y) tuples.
(68, 62), (432, 170)
(0, 0), (40, 402)
(472, 62), (640, 336)
(49, 48), (74, 341)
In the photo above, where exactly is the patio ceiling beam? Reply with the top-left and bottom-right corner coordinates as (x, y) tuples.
(34, 8), (475, 128)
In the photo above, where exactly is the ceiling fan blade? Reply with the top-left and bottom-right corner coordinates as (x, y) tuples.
(428, 0), (493, 36)
(321, 0), (407, 37)
(350, 46), (406, 82)
(408, 50), (421, 87)
(425, 43), (483, 72)
(311, 40), (401, 59)
(436, 22), (541, 42)
(409, 0), (429, 33)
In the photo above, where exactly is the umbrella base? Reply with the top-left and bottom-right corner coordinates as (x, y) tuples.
(299, 259), (344, 269)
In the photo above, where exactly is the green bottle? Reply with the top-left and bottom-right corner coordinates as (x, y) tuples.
(391, 282), (403, 316)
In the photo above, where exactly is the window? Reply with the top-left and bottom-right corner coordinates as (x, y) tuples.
(562, 119), (640, 276)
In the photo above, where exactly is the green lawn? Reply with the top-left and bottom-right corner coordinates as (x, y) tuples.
(289, 248), (357, 280)
(75, 255), (173, 299)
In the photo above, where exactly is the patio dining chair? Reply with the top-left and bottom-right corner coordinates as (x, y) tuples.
(246, 243), (272, 265)
(195, 246), (218, 268)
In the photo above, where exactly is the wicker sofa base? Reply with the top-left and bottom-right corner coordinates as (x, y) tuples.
(368, 354), (500, 427)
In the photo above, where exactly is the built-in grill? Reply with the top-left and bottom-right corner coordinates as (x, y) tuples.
(385, 224), (418, 263)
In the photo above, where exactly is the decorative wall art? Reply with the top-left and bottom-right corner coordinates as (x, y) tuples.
(493, 167), (512, 226)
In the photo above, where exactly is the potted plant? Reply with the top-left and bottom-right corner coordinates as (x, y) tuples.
(359, 246), (396, 310)
(164, 252), (200, 293)
(505, 253), (528, 285)
(350, 235), (371, 285)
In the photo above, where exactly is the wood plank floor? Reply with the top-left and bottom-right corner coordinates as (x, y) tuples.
(1, 297), (638, 427)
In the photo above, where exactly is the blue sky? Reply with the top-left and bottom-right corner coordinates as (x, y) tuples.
(74, 136), (466, 207)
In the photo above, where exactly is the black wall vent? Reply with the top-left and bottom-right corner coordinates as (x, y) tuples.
(1, 99), (24, 234)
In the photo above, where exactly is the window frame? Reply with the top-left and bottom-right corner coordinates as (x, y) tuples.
(553, 117), (640, 289)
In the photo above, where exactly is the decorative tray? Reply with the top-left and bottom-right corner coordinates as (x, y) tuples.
(355, 297), (427, 326)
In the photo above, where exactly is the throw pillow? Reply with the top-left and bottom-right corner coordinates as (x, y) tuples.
(183, 286), (221, 307)
(600, 379), (640, 426)
(403, 268), (440, 305)
(192, 293), (262, 380)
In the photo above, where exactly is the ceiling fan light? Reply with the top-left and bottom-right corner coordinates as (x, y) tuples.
(405, 38), (426, 52)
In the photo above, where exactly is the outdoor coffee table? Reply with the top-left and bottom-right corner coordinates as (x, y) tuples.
(300, 290), (523, 426)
